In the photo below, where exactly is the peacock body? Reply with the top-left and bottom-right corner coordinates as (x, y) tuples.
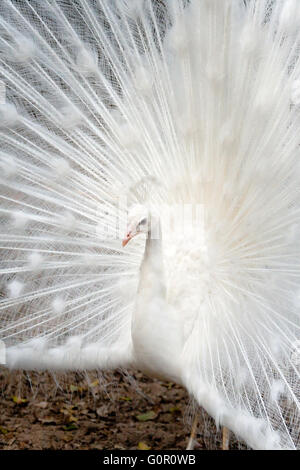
(1, 0), (300, 450)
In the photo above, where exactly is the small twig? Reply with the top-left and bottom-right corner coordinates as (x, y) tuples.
(186, 412), (199, 450)
(222, 426), (230, 450)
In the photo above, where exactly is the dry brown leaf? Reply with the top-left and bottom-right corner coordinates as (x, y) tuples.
(35, 401), (48, 409)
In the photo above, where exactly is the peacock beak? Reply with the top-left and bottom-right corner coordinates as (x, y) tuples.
(122, 236), (131, 247)
(122, 231), (137, 247)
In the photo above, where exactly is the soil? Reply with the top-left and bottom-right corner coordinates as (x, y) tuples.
(0, 368), (238, 450)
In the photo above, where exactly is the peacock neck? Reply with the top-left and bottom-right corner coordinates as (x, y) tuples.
(137, 215), (165, 301)
(132, 215), (183, 384)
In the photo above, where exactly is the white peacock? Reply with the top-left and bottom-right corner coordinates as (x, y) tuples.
(0, 0), (300, 450)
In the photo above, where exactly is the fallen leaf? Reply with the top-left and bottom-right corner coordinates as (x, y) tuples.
(86, 423), (101, 433)
(12, 396), (28, 405)
(39, 417), (57, 425)
(169, 406), (181, 413)
(96, 405), (108, 417)
(0, 426), (8, 435)
(136, 411), (157, 422)
(60, 405), (75, 415)
(120, 396), (132, 402)
(138, 442), (151, 450)
(35, 401), (48, 409)
(63, 423), (78, 431)
(89, 380), (99, 388)
(68, 415), (78, 423)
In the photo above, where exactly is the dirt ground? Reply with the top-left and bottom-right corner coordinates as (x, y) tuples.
(0, 368), (240, 450)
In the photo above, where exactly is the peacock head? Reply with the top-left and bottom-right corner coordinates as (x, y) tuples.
(122, 204), (150, 247)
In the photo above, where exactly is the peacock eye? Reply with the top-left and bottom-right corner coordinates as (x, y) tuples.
(139, 218), (147, 226)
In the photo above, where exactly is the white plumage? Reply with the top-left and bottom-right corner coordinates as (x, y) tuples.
(0, 0), (300, 450)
